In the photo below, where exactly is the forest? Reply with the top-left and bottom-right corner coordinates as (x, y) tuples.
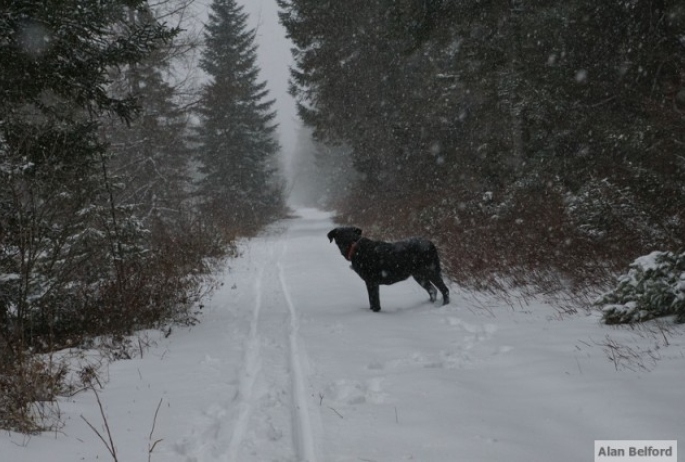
(1, 0), (684, 433)
(280, 0), (685, 299)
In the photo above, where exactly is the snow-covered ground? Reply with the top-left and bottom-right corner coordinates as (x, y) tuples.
(4, 208), (683, 462)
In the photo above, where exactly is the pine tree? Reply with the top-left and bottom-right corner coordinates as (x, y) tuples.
(195, 0), (282, 229)
(104, 44), (191, 227)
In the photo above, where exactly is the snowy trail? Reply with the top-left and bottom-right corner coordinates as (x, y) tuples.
(4, 208), (684, 462)
(226, 235), (317, 462)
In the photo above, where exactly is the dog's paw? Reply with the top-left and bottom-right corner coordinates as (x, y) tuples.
(370, 306), (381, 312)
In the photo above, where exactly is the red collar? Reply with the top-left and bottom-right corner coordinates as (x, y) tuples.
(346, 241), (359, 261)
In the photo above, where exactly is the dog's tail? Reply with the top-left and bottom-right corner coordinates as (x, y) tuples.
(427, 241), (442, 269)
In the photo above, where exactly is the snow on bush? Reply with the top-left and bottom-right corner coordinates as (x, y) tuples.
(597, 250), (685, 324)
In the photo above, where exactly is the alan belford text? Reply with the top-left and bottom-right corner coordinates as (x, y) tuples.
(595, 440), (677, 462)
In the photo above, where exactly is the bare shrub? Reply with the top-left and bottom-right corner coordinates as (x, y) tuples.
(0, 351), (65, 433)
(333, 177), (678, 307)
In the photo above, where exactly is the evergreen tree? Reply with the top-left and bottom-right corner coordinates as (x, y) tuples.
(195, 0), (282, 229)
(104, 44), (191, 227)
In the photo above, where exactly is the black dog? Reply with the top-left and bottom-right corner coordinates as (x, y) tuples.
(327, 227), (450, 312)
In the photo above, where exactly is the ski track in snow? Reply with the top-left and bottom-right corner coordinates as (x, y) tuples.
(224, 266), (264, 462)
(218, 236), (317, 462)
(278, 249), (318, 462)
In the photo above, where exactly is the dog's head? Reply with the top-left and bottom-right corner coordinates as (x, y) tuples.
(327, 227), (362, 258)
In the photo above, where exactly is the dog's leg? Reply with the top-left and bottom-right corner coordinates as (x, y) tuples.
(425, 243), (450, 305)
(366, 281), (381, 312)
(430, 274), (450, 305)
(413, 274), (437, 302)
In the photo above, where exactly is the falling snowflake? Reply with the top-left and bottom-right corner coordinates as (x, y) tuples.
(575, 69), (588, 83)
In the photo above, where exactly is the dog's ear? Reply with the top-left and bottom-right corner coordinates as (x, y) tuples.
(327, 229), (337, 243)
(353, 227), (362, 238)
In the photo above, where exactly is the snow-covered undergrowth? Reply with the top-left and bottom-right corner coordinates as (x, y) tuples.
(3, 209), (683, 462)
(598, 250), (685, 324)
